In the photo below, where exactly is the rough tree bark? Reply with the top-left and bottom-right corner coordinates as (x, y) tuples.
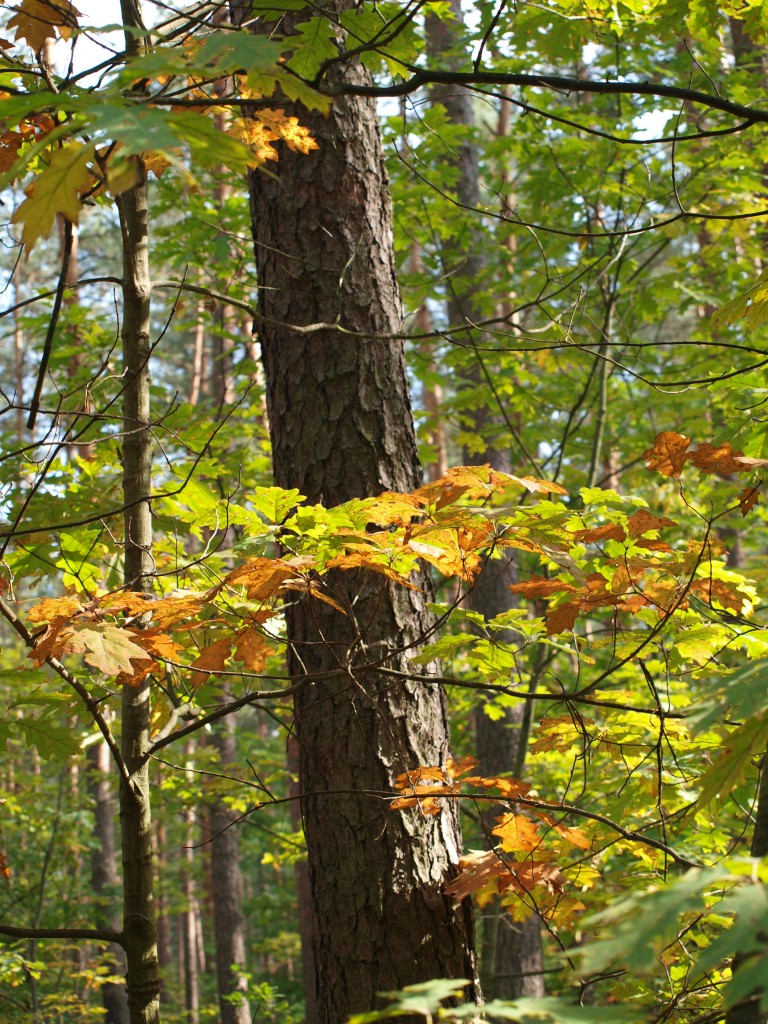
(208, 718), (251, 1024)
(237, 7), (480, 1021)
(425, 5), (545, 999)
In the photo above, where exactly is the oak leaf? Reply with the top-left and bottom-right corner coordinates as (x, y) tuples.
(11, 142), (94, 252)
(444, 850), (509, 902)
(643, 431), (690, 477)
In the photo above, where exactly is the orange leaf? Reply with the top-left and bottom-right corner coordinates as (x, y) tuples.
(643, 431), (690, 477)
(492, 813), (542, 853)
(688, 441), (745, 475)
(626, 509), (677, 538)
(534, 812), (591, 849)
(29, 616), (74, 665)
(463, 775), (532, 800)
(545, 599), (580, 635)
(190, 634), (233, 684)
(234, 626), (270, 672)
(443, 850), (510, 901)
(738, 486), (760, 517)
(27, 595), (82, 623)
(510, 575), (580, 598)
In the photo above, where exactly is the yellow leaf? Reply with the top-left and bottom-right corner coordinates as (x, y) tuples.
(255, 108), (319, 155)
(492, 813), (542, 853)
(11, 142), (94, 252)
(27, 595), (82, 623)
(228, 117), (279, 165)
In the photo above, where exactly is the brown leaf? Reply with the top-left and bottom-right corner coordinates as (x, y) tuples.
(8, 0), (79, 50)
(738, 486), (760, 517)
(573, 524), (626, 544)
(643, 431), (690, 477)
(688, 441), (745, 475)
(324, 551), (419, 589)
(508, 475), (568, 496)
(626, 509), (677, 538)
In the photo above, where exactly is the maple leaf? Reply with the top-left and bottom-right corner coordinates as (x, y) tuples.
(65, 625), (154, 676)
(534, 812), (591, 850)
(444, 849), (510, 901)
(643, 431), (691, 477)
(625, 510), (677, 538)
(255, 108), (319, 156)
(228, 116), (279, 164)
(27, 595), (83, 622)
(738, 485), (760, 517)
(234, 626), (270, 672)
(29, 616), (76, 665)
(492, 813), (542, 853)
(545, 599), (580, 635)
(190, 634), (233, 685)
(8, 0), (79, 51)
(11, 142), (95, 252)
(508, 475), (568, 495)
(688, 441), (745, 475)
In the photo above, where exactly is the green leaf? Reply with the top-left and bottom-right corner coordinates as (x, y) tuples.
(17, 718), (81, 760)
(286, 18), (339, 79)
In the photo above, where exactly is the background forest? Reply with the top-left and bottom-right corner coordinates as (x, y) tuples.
(2, 1), (768, 1023)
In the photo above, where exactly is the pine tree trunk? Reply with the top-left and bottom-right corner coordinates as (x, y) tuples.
(241, 14), (479, 1021)
(208, 719), (251, 1024)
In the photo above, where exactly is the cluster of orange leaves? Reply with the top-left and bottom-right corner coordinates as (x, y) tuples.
(20, 468), (558, 685)
(392, 758), (592, 925)
(643, 431), (763, 515)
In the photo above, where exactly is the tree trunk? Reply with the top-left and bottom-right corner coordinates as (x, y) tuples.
(208, 718), (251, 1024)
(425, 3), (545, 999)
(88, 738), (130, 1024)
(240, 10), (479, 1021)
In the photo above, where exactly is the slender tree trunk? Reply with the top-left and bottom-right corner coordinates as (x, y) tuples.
(239, 7), (479, 1020)
(425, 3), (544, 999)
(208, 718), (251, 1024)
(116, 6), (159, 1021)
(89, 738), (131, 1024)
